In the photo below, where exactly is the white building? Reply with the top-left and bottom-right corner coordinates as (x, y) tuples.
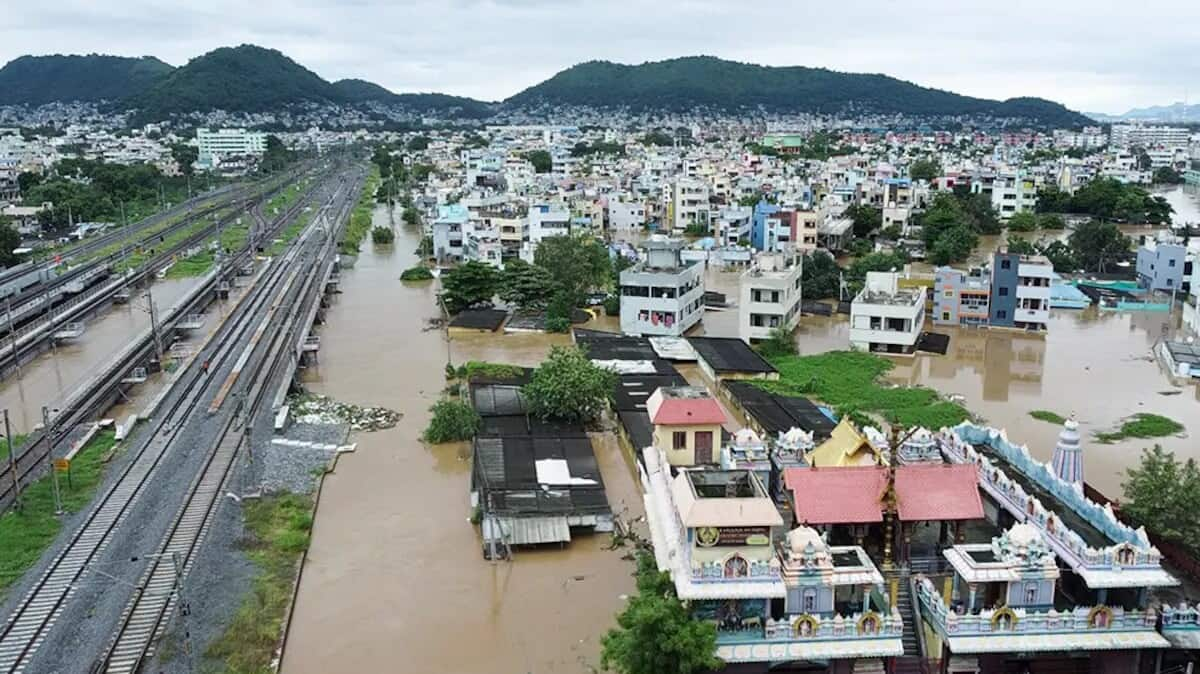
(670, 177), (710, 234)
(619, 239), (705, 336)
(528, 203), (570, 243)
(607, 199), (646, 232)
(1111, 124), (1190, 150)
(738, 250), (803, 343)
(849, 272), (925, 355)
(195, 128), (267, 169)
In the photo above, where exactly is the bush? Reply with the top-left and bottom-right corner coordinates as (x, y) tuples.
(400, 266), (434, 281)
(603, 295), (620, 316)
(546, 316), (571, 333)
(523, 346), (615, 423)
(423, 399), (480, 443)
(371, 226), (395, 245)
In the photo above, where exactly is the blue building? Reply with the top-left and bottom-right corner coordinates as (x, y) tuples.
(1135, 238), (1187, 293)
(750, 200), (780, 251)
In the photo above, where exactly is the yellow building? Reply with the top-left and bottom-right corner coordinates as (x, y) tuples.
(806, 418), (881, 467)
(648, 387), (729, 466)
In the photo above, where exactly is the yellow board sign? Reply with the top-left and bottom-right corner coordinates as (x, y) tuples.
(53, 459), (70, 471)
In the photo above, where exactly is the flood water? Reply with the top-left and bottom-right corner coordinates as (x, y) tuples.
(286, 191), (1200, 671)
(283, 211), (642, 674)
(0, 276), (208, 434)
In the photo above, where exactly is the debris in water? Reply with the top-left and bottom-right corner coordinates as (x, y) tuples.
(290, 394), (402, 431)
(1159, 390), (1183, 396)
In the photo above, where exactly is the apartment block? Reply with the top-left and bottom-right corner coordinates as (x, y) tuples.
(738, 250), (803, 343)
(619, 239), (705, 336)
(849, 271), (925, 355)
(990, 250), (1052, 331)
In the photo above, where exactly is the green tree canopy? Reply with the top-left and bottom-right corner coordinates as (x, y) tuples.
(1122, 445), (1200, 554)
(498, 258), (556, 310)
(1038, 240), (1078, 272)
(801, 251), (842, 300)
(1153, 167), (1184, 185)
(170, 143), (198, 176)
(1068, 220), (1130, 273)
(522, 346), (615, 423)
(0, 218), (22, 267)
(523, 150), (552, 173)
(928, 225), (979, 265)
(908, 157), (942, 182)
(600, 552), (721, 674)
(1045, 178), (1173, 223)
(846, 251), (910, 295)
(845, 203), (882, 238)
(406, 135), (430, 151)
(1005, 234), (1038, 257)
(532, 234), (612, 305)
(440, 260), (499, 313)
(1006, 211), (1038, 232)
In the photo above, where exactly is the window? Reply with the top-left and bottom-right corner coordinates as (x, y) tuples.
(943, 290), (953, 298)
(1001, 259), (1011, 270)
(998, 287), (1009, 296)
(1169, 259), (1177, 267)
(997, 310), (1007, 319)
(672, 431), (687, 450)
(942, 311), (950, 321)
(1024, 583), (1038, 605)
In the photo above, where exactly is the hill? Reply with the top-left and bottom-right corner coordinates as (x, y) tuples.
(331, 78), (398, 103)
(0, 54), (173, 106)
(128, 45), (342, 118)
(504, 56), (1091, 127)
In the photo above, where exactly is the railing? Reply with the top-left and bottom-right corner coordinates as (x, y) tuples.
(940, 425), (1165, 572)
(914, 575), (1157, 638)
(714, 609), (904, 644)
(1161, 604), (1200, 632)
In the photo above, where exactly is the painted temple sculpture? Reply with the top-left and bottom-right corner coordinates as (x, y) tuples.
(635, 381), (1190, 671)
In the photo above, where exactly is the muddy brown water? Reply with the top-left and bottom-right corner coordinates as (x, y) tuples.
(286, 192), (1200, 671)
(282, 214), (642, 674)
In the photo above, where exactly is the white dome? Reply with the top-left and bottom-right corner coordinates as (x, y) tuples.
(788, 526), (826, 555)
(734, 428), (762, 447)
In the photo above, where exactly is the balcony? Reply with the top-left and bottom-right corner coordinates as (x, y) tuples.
(713, 611), (904, 663)
(914, 576), (1165, 653)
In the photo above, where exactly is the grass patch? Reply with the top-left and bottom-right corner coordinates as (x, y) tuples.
(0, 430), (118, 597)
(165, 250), (215, 279)
(338, 167), (381, 256)
(400, 266), (433, 281)
(1029, 410), (1067, 425)
(206, 492), (313, 674)
(1095, 413), (1184, 444)
(457, 361), (524, 381)
(267, 209), (314, 256)
(758, 350), (971, 429)
(114, 206), (239, 273)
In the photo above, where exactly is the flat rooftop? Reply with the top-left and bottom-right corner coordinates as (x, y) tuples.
(689, 336), (778, 375)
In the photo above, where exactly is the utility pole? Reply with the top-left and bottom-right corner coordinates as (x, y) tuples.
(43, 406), (63, 516)
(145, 288), (163, 364)
(7, 299), (21, 382)
(5, 410), (21, 510)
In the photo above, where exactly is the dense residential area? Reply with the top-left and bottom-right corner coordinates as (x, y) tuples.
(1, 15), (1200, 674)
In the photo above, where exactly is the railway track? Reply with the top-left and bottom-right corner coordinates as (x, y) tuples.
(0, 163), (346, 511)
(0, 165), (363, 674)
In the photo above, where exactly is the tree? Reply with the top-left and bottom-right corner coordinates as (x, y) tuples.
(920, 193), (968, 247)
(955, 189), (1002, 235)
(423, 399), (480, 443)
(1068, 220), (1130, 273)
(170, 143), (198, 177)
(0, 219), (21, 268)
(545, 291), (573, 333)
(1007, 211), (1038, 232)
(1153, 167), (1184, 185)
(845, 203), (882, 238)
(17, 171), (42, 194)
(402, 206), (421, 226)
(928, 225), (978, 265)
(1122, 445), (1200, 554)
(1035, 186), (1072, 213)
(406, 135), (430, 151)
(371, 226), (395, 245)
(522, 346), (615, 423)
(532, 234), (611, 306)
(846, 251), (910, 295)
(801, 251), (841, 300)
(908, 157), (941, 182)
(1039, 240), (1078, 273)
(498, 258), (555, 310)
(524, 150), (552, 173)
(440, 260), (499, 313)
(1005, 235), (1038, 257)
(757, 326), (797, 358)
(1037, 213), (1065, 230)
(260, 135), (294, 173)
(600, 552), (721, 674)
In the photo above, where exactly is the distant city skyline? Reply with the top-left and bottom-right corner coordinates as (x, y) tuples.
(5, 0), (1197, 115)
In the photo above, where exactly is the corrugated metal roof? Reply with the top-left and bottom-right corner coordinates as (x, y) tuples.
(483, 516), (571, 545)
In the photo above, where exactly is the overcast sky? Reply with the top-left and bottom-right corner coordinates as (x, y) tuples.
(5, 0), (1198, 114)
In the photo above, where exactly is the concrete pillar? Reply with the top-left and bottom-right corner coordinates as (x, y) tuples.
(862, 585), (871, 614)
(967, 583), (977, 612)
(1097, 588), (1108, 606)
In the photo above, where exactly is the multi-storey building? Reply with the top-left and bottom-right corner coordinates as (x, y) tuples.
(1111, 124), (1190, 150)
(1136, 236), (1188, 293)
(671, 177), (710, 233)
(618, 239), (705, 336)
(849, 271), (925, 355)
(990, 250), (1052, 331)
(933, 266), (992, 327)
(195, 128), (266, 169)
(430, 203), (469, 264)
(606, 199), (646, 232)
(738, 250), (803, 343)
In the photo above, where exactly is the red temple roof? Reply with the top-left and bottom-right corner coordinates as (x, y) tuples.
(784, 464), (983, 525)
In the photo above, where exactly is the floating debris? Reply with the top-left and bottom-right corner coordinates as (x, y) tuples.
(290, 394), (402, 432)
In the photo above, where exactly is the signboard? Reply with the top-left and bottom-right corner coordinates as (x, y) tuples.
(53, 458), (70, 472)
(695, 526), (771, 547)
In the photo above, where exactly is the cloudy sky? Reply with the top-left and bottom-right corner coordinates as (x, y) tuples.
(4, 0), (1197, 114)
